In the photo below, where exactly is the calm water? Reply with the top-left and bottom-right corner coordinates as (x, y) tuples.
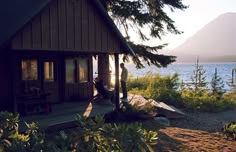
(127, 62), (236, 91)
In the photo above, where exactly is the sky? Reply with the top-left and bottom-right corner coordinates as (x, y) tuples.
(145, 0), (236, 52)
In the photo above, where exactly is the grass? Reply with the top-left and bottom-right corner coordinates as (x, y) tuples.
(127, 73), (236, 112)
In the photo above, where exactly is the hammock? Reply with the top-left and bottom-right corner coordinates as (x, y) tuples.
(94, 79), (114, 102)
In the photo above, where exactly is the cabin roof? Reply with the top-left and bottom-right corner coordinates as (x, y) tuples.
(0, 0), (134, 55)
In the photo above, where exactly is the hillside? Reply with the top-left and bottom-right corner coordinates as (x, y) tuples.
(172, 12), (236, 62)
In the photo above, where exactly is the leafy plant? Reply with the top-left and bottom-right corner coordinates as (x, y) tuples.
(222, 122), (236, 140)
(0, 111), (45, 152)
(72, 115), (158, 152)
(0, 111), (158, 152)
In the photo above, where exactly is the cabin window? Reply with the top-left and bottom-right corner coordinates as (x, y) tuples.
(66, 59), (75, 83)
(21, 60), (38, 80)
(65, 58), (89, 83)
(44, 62), (55, 82)
(78, 58), (89, 83)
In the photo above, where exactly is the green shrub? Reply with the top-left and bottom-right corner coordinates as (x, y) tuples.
(180, 90), (235, 112)
(0, 111), (45, 152)
(72, 115), (158, 152)
(222, 122), (236, 140)
(0, 111), (158, 152)
(128, 73), (182, 106)
(222, 91), (236, 105)
(127, 74), (151, 92)
(127, 72), (236, 112)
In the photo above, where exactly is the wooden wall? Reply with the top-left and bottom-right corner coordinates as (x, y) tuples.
(0, 51), (13, 111)
(12, 52), (59, 103)
(12, 51), (94, 103)
(10, 0), (123, 54)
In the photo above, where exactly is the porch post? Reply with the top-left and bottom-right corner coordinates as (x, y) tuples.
(114, 54), (120, 110)
(98, 54), (111, 87)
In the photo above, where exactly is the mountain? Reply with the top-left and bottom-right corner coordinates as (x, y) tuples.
(172, 12), (236, 62)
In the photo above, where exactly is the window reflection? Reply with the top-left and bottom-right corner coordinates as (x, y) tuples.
(44, 62), (54, 82)
(66, 59), (75, 83)
(21, 60), (38, 80)
(78, 58), (88, 82)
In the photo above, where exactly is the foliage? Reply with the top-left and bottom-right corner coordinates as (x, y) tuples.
(71, 115), (158, 152)
(211, 68), (225, 96)
(0, 111), (158, 152)
(127, 72), (236, 112)
(189, 59), (207, 91)
(127, 41), (176, 68)
(180, 90), (235, 112)
(222, 122), (236, 140)
(127, 73), (182, 106)
(0, 111), (45, 152)
(43, 130), (76, 152)
(127, 73), (150, 91)
(103, 0), (188, 68)
(223, 90), (236, 102)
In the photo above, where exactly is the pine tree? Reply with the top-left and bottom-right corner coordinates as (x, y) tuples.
(102, 0), (188, 68)
(190, 58), (207, 91)
(211, 68), (224, 96)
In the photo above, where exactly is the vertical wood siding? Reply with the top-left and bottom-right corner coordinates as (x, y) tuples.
(31, 15), (42, 49)
(22, 25), (32, 48)
(50, 0), (59, 49)
(0, 51), (13, 111)
(81, 0), (89, 51)
(74, 0), (82, 49)
(58, 0), (67, 49)
(11, 0), (122, 53)
(41, 6), (51, 48)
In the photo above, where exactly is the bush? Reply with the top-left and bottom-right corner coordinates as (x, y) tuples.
(127, 73), (236, 112)
(222, 122), (236, 140)
(0, 111), (45, 152)
(182, 91), (216, 112)
(0, 111), (158, 152)
(128, 73), (182, 106)
(181, 90), (236, 112)
(72, 115), (158, 151)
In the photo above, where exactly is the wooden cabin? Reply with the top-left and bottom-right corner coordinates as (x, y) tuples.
(0, 0), (134, 114)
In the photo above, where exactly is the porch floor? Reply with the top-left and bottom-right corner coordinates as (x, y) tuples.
(19, 100), (115, 132)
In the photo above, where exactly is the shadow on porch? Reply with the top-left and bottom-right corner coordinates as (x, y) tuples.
(19, 100), (114, 132)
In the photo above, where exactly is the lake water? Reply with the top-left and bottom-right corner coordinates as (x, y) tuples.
(126, 62), (236, 92)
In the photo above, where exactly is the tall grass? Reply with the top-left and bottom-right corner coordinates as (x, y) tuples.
(127, 73), (236, 112)
(127, 73), (183, 107)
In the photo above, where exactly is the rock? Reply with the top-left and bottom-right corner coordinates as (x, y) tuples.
(128, 94), (185, 119)
(154, 117), (170, 126)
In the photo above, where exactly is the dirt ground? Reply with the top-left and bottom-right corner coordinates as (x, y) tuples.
(156, 109), (236, 152)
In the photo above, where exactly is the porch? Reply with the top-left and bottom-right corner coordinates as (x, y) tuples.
(19, 100), (114, 132)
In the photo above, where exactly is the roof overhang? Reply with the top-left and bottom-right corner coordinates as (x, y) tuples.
(0, 0), (135, 56)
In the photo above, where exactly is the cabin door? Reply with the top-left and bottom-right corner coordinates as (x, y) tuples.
(42, 60), (60, 103)
(64, 57), (92, 101)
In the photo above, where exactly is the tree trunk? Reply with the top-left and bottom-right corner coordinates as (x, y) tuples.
(98, 54), (111, 87)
